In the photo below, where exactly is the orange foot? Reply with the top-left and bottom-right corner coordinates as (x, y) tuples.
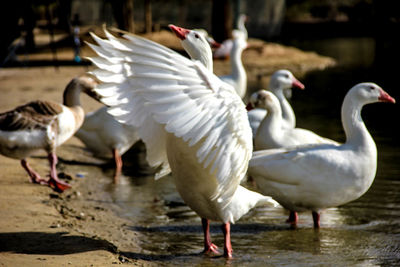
(48, 178), (71, 193)
(203, 243), (219, 255)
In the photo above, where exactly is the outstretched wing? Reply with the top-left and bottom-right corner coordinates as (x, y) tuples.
(87, 30), (253, 201)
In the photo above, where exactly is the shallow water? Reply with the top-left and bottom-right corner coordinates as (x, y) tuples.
(100, 37), (400, 266)
(103, 152), (400, 266)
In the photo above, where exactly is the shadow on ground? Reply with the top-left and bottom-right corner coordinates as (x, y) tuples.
(0, 231), (117, 255)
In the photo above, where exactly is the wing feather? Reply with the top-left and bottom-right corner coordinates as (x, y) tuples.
(0, 100), (62, 131)
(88, 30), (253, 202)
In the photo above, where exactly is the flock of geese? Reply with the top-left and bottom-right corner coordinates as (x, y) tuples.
(0, 16), (396, 258)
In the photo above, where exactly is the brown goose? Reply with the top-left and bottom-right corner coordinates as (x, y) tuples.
(0, 75), (100, 192)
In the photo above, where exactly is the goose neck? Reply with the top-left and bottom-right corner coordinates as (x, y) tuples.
(257, 105), (282, 139)
(200, 53), (213, 72)
(230, 46), (245, 76)
(341, 95), (375, 150)
(274, 89), (295, 128)
(63, 79), (82, 107)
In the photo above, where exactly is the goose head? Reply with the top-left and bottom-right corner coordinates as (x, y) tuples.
(237, 14), (248, 28)
(63, 75), (102, 107)
(347, 82), (395, 106)
(169, 24), (213, 71)
(236, 14), (248, 39)
(247, 90), (280, 113)
(192, 28), (221, 49)
(269, 70), (305, 94)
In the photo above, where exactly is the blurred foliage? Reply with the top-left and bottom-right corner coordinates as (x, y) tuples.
(285, 0), (400, 22)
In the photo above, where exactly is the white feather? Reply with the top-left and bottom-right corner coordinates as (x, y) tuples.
(87, 30), (261, 225)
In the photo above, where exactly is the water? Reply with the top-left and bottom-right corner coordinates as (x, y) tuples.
(102, 37), (400, 266)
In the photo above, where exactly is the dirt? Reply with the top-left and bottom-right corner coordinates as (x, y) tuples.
(0, 30), (335, 266)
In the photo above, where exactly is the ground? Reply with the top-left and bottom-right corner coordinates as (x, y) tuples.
(0, 30), (334, 266)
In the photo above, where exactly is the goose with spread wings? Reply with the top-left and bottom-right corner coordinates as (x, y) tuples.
(87, 26), (278, 258)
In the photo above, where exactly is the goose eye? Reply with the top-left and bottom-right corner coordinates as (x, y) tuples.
(194, 34), (200, 39)
(369, 86), (375, 90)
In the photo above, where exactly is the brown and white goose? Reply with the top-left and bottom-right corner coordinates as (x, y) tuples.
(0, 75), (99, 192)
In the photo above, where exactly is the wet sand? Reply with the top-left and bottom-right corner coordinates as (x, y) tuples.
(0, 34), (334, 266)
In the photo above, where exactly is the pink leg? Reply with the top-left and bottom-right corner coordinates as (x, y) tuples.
(112, 148), (122, 184)
(20, 159), (48, 184)
(286, 211), (298, 226)
(222, 222), (233, 258)
(47, 153), (71, 192)
(312, 211), (320, 228)
(201, 218), (219, 254)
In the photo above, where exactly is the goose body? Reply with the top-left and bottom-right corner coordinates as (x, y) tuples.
(88, 26), (277, 257)
(247, 69), (304, 138)
(248, 83), (395, 227)
(75, 106), (139, 182)
(251, 90), (339, 150)
(0, 76), (99, 192)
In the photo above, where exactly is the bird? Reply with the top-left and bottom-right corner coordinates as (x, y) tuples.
(247, 69), (305, 138)
(249, 90), (339, 150)
(74, 106), (140, 183)
(167, 25), (213, 71)
(213, 14), (248, 59)
(236, 14), (248, 40)
(219, 32), (248, 99)
(0, 75), (100, 192)
(87, 26), (278, 258)
(248, 83), (395, 228)
(171, 25), (248, 99)
(192, 28), (221, 49)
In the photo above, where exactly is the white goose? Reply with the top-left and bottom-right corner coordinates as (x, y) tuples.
(236, 14), (248, 40)
(75, 106), (139, 183)
(219, 33), (248, 99)
(171, 26), (248, 99)
(0, 76), (100, 192)
(87, 26), (278, 258)
(213, 14), (248, 59)
(248, 83), (395, 228)
(247, 69), (305, 138)
(250, 90), (339, 150)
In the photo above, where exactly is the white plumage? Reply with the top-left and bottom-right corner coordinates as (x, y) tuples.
(87, 27), (277, 257)
(247, 69), (305, 139)
(213, 14), (248, 59)
(248, 83), (395, 228)
(75, 106), (139, 182)
(219, 32), (248, 99)
(251, 90), (339, 150)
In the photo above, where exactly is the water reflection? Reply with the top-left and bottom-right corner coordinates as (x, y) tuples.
(105, 171), (400, 266)
(101, 36), (400, 266)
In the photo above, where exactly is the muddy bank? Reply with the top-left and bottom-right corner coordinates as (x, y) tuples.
(0, 34), (334, 266)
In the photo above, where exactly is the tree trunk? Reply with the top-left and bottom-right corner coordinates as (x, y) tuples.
(124, 0), (135, 32)
(145, 0), (152, 33)
(57, 0), (72, 33)
(0, 1), (22, 64)
(211, 0), (232, 42)
(111, 0), (135, 33)
(22, 1), (36, 52)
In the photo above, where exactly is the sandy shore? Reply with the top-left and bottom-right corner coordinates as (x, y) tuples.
(0, 34), (334, 266)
